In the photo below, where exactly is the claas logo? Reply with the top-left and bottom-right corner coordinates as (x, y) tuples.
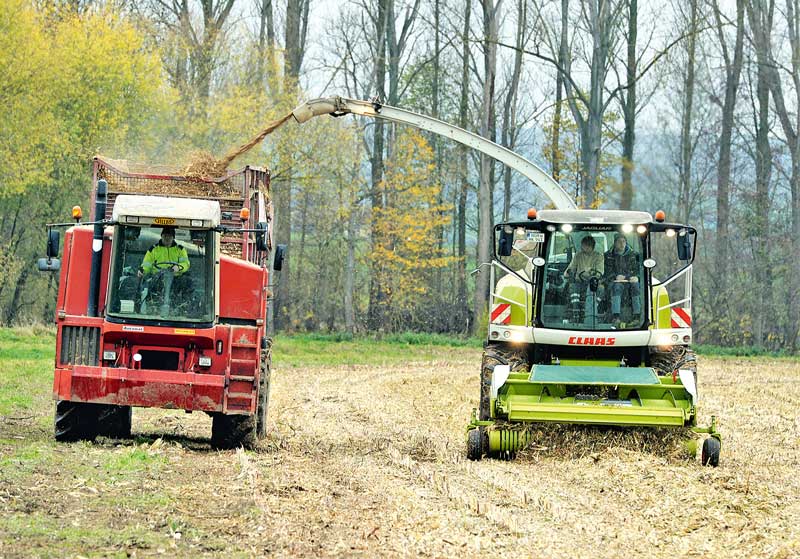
(567, 336), (616, 346)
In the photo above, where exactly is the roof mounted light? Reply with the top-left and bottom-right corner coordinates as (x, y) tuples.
(561, 224), (573, 233)
(636, 225), (647, 234)
(72, 206), (82, 222)
(622, 224), (633, 233)
(654, 210), (666, 222)
(527, 207), (538, 220)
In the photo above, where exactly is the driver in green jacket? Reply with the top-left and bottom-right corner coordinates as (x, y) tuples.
(137, 226), (190, 278)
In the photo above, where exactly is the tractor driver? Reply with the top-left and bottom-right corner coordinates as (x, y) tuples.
(137, 226), (192, 307)
(604, 233), (641, 322)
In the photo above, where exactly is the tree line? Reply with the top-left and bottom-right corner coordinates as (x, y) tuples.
(1, 0), (798, 351)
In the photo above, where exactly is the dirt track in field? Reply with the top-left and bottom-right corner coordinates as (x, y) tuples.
(2, 352), (799, 558)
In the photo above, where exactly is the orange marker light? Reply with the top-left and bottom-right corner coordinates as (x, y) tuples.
(72, 206), (82, 221)
(527, 207), (538, 220)
(654, 210), (665, 222)
(239, 207), (251, 221)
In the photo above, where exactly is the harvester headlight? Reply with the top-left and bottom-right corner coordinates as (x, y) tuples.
(198, 356), (212, 367)
(637, 225), (647, 234)
(191, 219), (204, 227)
(125, 216), (139, 223)
(666, 228), (676, 237)
(510, 331), (526, 343)
(561, 224), (573, 233)
(490, 331), (499, 339)
(103, 350), (116, 361)
(671, 334), (679, 342)
(546, 225), (556, 232)
(683, 335), (691, 343)
(503, 330), (511, 339)
(622, 224), (633, 233)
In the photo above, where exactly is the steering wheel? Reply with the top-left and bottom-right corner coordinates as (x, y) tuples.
(577, 269), (602, 282)
(153, 261), (180, 271)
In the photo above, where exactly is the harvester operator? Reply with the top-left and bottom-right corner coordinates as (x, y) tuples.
(563, 235), (604, 323)
(563, 235), (603, 279)
(604, 233), (641, 321)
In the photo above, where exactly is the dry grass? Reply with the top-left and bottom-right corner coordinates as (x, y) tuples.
(1, 342), (799, 557)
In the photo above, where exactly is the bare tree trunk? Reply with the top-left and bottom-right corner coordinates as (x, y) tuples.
(712, 0), (745, 302)
(285, 0), (310, 81)
(256, 0), (275, 86)
(475, 0), (502, 331)
(762, 0), (800, 349)
(619, 0), (637, 209)
(344, 205), (357, 334)
(367, 0), (388, 330)
(746, 0), (775, 347)
(678, 0), (698, 224)
(551, 0), (568, 182)
(456, 0), (472, 332)
(501, 0), (526, 221)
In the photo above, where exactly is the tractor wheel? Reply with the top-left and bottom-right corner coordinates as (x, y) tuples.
(256, 346), (272, 439)
(54, 401), (99, 442)
(701, 437), (720, 467)
(480, 345), (529, 421)
(467, 428), (484, 461)
(211, 413), (256, 450)
(97, 405), (133, 439)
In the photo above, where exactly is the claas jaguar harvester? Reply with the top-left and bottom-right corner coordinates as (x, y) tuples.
(466, 208), (721, 465)
(40, 157), (284, 448)
(287, 96), (721, 466)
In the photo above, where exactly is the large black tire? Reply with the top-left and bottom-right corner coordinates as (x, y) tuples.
(97, 405), (133, 438)
(467, 428), (483, 461)
(54, 401), (99, 442)
(256, 345), (272, 439)
(211, 413), (256, 450)
(701, 437), (721, 467)
(651, 346), (697, 378)
(479, 345), (529, 421)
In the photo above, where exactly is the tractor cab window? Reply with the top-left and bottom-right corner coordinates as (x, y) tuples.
(490, 226), (543, 327)
(540, 227), (645, 331)
(107, 225), (215, 325)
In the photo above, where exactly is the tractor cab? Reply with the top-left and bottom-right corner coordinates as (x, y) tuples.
(108, 195), (221, 327)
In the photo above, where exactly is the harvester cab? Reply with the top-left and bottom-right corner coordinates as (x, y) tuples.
(468, 209), (720, 465)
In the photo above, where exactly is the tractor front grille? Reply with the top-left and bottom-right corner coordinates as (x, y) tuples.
(59, 326), (100, 366)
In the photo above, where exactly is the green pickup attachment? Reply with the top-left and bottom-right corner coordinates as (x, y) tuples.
(467, 364), (721, 464)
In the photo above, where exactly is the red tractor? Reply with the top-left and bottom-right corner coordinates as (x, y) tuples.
(40, 157), (284, 448)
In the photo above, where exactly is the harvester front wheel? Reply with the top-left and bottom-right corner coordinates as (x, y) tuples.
(211, 413), (256, 450)
(701, 437), (720, 467)
(480, 345), (528, 420)
(467, 428), (484, 461)
(54, 401), (99, 442)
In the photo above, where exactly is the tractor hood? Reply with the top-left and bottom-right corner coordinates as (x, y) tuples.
(112, 195), (222, 229)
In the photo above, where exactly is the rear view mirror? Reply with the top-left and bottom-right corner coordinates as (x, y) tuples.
(255, 221), (269, 251)
(47, 229), (60, 258)
(677, 231), (693, 261)
(38, 257), (60, 272)
(498, 228), (514, 257)
(273, 244), (286, 271)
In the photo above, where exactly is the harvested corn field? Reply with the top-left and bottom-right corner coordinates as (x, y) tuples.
(0, 330), (798, 558)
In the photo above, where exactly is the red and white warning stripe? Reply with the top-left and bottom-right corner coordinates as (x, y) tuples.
(670, 307), (692, 328)
(491, 303), (511, 324)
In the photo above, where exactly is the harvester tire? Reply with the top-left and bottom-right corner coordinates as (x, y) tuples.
(256, 347), (272, 439)
(651, 346), (697, 378)
(467, 428), (484, 461)
(701, 437), (720, 467)
(480, 345), (529, 421)
(211, 413), (256, 450)
(97, 405), (133, 439)
(54, 401), (99, 442)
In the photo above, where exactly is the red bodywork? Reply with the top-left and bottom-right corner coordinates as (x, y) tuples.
(52, 159), (271, 416)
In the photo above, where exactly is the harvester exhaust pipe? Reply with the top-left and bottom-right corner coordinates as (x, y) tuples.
(87, 179), (107, 317)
